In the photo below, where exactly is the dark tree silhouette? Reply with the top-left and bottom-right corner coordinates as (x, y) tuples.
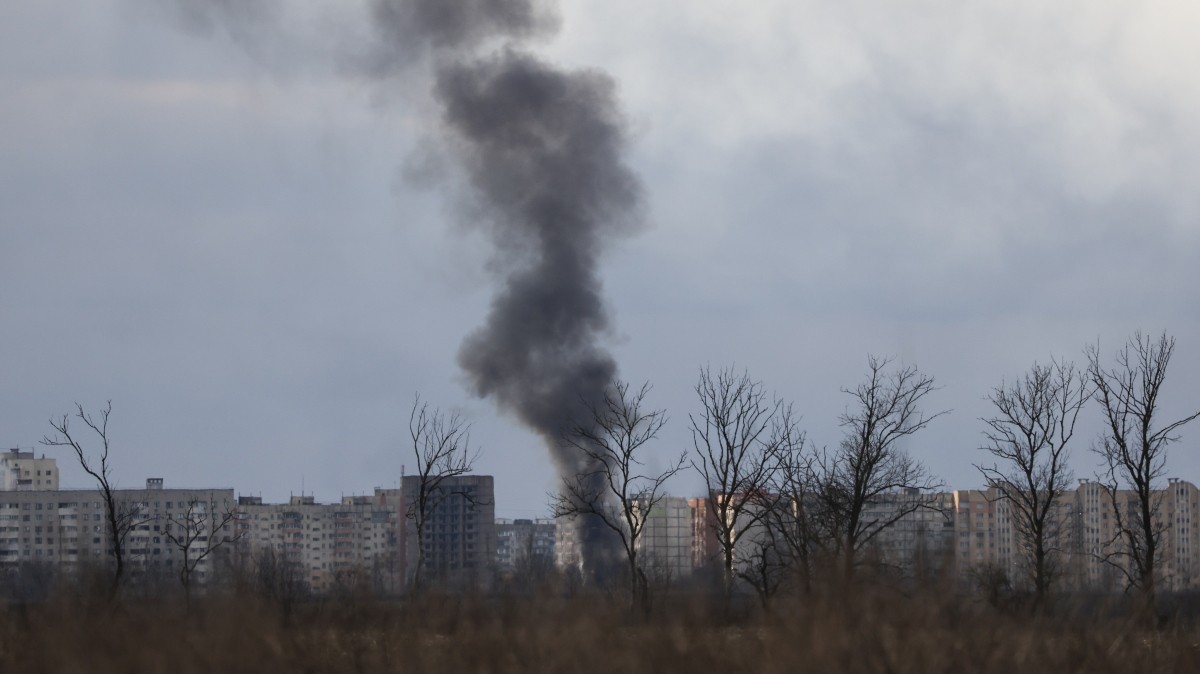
(1087, 332), (1200, 613)
(551, 380), (683, 611)
(818, 356), (946, 581)
(406, 395), (480, 591)
(41, 401), (145, 601)
(690, 367), (790, 599)
(758, 410), (823, 597)
(163, 497), (241, 608)
(977, 358), (1089, 604)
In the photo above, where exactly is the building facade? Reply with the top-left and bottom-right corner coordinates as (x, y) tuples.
(232, 488), (403, 594)
(945, 479), (1200, 594)
(636, 497), (695, 580)
(401, 474), (495, 589)
(1, 449), (59, 491)
(495, 517), (556, 579)
(0, 471), (236, 590)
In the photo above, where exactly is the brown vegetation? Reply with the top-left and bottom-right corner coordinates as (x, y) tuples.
(3, 584), (1200, 673)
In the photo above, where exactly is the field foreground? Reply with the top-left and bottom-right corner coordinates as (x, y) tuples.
(2, 590), (1199, 673)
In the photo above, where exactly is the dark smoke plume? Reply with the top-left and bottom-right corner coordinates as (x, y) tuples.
(167, 0), (642, 577)
(370, 0), (643, 576)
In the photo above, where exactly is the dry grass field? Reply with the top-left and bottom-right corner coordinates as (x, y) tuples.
(2, 585), (1199, 673)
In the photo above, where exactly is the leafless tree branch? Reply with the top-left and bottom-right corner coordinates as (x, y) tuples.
(976, 357), (1089, 603)
(406, 394), (481, 591)
(817, 356), (947, 580)
(1086, 331), (1200, 613)
(40, 401), (135, 601)
(689, 366), (794, 598)
(551, 380), (682, 611)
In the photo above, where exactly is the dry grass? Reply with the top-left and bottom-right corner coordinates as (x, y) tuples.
(2, 587), (1199, 673)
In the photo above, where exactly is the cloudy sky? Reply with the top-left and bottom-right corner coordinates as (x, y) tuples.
(3, 1), (1199, 518)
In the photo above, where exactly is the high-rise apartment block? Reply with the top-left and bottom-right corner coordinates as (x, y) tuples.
(1, 448), (59, 491)
(828, 478), (1200, 593)
(0, 469), (236, 587)
(495, 517), (556, 576)
(0, 452), (497, 595)
(232, 489), (404, 594)
(551, 497), (702, 581)
(637, 497), (694, 579)
(401, 474), (495, 589)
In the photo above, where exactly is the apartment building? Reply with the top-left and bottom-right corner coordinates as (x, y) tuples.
(554, 517), (583, 573)
(495, 517), (555, 576)
(233, 488), (403, 594)
(637, 497), (694, 579)
(949, 489), (998, 572)
(867, 489), (955, 574)
(550, 497), (698, 582)
(689, 497), (718, 569)
(1053, 477), (1200, 593)
(1, 448), (59, 491)
(941, 478), (1200, 594)
(401, 474), (495, 589)
(0, 470), (236, 588)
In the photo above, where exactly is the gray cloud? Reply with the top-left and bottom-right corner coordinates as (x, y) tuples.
(3, 1), (1199, 520)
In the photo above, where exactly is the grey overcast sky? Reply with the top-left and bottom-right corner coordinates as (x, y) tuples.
(3, 1), (1199, 519)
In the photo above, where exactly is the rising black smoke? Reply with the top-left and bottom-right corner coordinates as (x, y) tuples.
(370, 0), (641, 577)
(166, 0), (640, 577)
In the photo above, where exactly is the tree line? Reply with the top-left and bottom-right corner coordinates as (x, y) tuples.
(551, 331), (1199, 617)
(28, 331), (1199, 619)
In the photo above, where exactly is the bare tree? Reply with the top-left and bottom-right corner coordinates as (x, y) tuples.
(690, 367), (790, 599)
(162, 497), (241, 607)
(818, 356), (946, 581)
(760, 411), (825, 596)
(405, 395), (480, 592)
(551, 380), (684, 611)
(1087, 332), (1200, 613)
(976, 358), (1089, 604)
(40, 401), (143, 600)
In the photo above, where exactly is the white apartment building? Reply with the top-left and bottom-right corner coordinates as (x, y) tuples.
(553, 497), (696, 581)
(495, 517), (556, 575)
(1, 448), (59, 491)
(946, 478), (1200, 594)
(233, 488), (403, 594)
(0, 471), (236, 588)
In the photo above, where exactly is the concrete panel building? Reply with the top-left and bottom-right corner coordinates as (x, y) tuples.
(1, 448), (59, 491)
(401, 474), (495, 590)
(637, 497), (694, 580)
(233, 488), (403, 594)
(0, 472), (236, 589)
(496, 517), (556, 583)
